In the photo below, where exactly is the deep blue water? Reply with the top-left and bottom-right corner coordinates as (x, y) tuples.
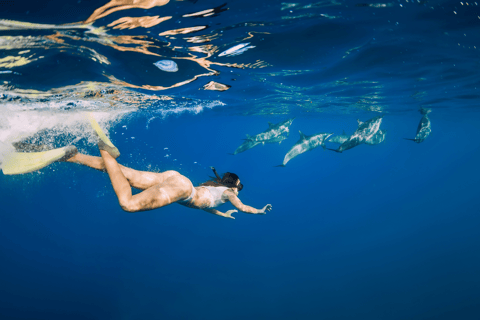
(1, 0), (480, 319)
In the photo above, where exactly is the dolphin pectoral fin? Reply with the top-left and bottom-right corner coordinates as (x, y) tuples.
(326, 148), (341, 153)
(322, 144), (326, 150)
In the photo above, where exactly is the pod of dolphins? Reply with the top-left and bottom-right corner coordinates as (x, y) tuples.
(231, 109), (433, 166)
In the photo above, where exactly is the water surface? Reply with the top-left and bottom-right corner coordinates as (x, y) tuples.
(1, 0), (480, 319)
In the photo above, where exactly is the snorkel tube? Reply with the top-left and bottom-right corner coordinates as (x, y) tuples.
(210, 166), (222, 181)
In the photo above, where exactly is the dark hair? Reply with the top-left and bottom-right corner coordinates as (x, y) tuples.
(199, 168), (243, 191)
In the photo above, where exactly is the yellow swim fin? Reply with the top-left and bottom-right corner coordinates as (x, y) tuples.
(2, 146), (77, 175)
(85, 113), (120, 158)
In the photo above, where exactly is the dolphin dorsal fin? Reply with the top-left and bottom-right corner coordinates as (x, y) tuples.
(246, 134), (251, 139)
(299, 130), (307, 140)
(268, 122), (274, 128)
(342, 130), (346, 135)
(357, 119), (363, 125)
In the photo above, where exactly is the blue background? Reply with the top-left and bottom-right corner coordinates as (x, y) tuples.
(2, 112), (480, 319)
(1, 0), (480, 319)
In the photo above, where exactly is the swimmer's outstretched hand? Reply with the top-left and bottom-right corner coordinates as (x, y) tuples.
(257, 204), (272, 214)
(225, 210), (237, 219)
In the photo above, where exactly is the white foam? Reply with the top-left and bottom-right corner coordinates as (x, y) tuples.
(0, 106), (132, 167)
(0, 83), (225, 170)
(145, 100), (225, 127)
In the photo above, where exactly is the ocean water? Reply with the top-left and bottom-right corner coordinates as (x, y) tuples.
(1, 0), (480, 319)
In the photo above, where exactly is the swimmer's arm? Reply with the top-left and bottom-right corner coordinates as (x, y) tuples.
(226, 191), (270, 214)
(202, 208), (236, 219)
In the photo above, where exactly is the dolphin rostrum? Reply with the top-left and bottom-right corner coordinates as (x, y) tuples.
(276, 131), (333, 167)
(329, 129), (387, 146)
(327, 115), (384, 153)
(231, 118), (295, 155)
(404, 108), (431, 143)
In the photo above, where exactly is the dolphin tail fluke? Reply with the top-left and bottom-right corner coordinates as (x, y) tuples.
(326, 148), (341, 153)
(274, 164), (286, 167)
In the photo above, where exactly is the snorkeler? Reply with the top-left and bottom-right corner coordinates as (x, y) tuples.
(33, 114), (271, 219)
(3, 115), (271, 218)
(69, 149), (271, 218)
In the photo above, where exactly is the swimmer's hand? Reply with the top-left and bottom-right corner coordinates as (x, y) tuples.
(257, 204), (272, 214)
(224, 209), (237, 219)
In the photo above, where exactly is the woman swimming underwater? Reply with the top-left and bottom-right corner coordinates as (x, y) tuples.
(55, 116), (272, 219)
(67, 150), (271, 218)
(5, 115), (271, 218)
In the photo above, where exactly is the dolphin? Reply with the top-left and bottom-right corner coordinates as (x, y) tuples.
(366, 129), (387, 145)
(263, 132), (290, 145)
(327, 115), (384, 153)
(230, 138), (262, 155)
(328, 130), (349, 145)
(328, 135), (349, 144)
(404, 108), (431, 143)
(276, 131), (333, 167)
(231, 118), (295, 155)
(329, 129), (387, 146)
(253, 118), (295, 142)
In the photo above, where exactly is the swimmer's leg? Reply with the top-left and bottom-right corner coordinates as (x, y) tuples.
(67, 153), (177, 190)
(86, 112), (120, 158)
(100, 150), (190, 212)
(66, 153), (104, 171)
